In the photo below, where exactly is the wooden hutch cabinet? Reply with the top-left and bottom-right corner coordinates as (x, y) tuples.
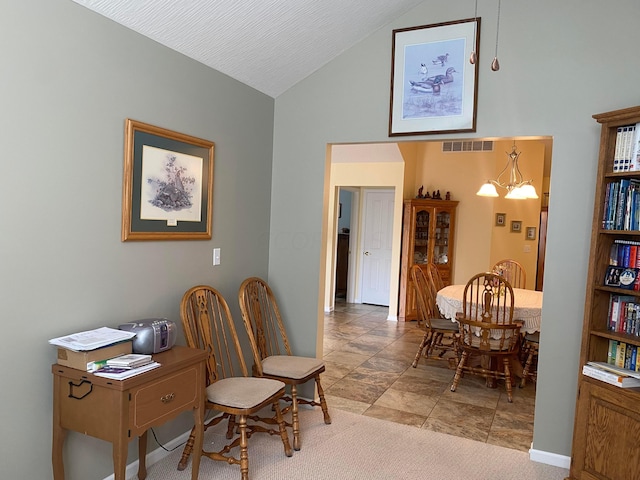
(399, 198), (458, 321)
(567, 106), (640, 480)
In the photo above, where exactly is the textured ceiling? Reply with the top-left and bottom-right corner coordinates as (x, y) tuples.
(71, 0), (425, 98)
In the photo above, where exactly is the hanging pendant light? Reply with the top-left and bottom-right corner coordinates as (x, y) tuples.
(491, 0), (501, 71)
(470, 0), (478, 64)
(476, 142), (539, 199)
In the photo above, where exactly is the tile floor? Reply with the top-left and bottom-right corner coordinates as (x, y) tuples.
(321, 301), (536, 452)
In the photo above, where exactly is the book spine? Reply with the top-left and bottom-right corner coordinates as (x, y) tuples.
(610, 340), (618, 365)
(617, 342), (627, 367)
(615, 127), (623, 172)
(610, 295), (620, 331)
(608, 339), (617, 364)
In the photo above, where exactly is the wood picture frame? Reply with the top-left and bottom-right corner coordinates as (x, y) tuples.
(389, 17), (480, 136)
(511, 220), (522, 233)
(121, 119), (214, 241)
(526, 226), (537, 240)
(495, 213), (506, 227)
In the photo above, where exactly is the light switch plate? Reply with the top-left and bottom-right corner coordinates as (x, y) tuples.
(213, 248), (221, 265)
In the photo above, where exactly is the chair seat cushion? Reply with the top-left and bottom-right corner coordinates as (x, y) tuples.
(262, 355), (323, 379)
(430, 318), (459, 331)
(206, 377), (284, 409)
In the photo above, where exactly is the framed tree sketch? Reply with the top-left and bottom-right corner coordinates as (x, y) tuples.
(121, 119), (215, 241)
(389, 17), (480, 136)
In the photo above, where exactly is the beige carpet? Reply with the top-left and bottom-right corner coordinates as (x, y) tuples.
(131, 408), (569, 480)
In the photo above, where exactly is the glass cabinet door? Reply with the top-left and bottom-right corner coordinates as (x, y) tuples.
(414, 208), (430, 264)
(434, 210), (451, 265)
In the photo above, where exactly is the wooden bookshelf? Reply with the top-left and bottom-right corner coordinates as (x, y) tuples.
(567, 106), (640, 480)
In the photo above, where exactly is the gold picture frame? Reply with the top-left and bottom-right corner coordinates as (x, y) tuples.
(121, 119), (214, 241)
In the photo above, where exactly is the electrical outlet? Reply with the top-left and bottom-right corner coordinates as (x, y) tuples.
(213, 248), (221, 265)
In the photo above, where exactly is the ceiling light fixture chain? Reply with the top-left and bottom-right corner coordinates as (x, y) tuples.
(476, 141), (539, 200)
(491, 0), (501, 71)
(470, 0), (478, 64)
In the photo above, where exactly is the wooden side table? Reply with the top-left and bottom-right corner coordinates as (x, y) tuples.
(52, 345), (207, 480)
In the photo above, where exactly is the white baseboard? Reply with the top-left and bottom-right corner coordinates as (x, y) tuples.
(101, 429), (192, 480)
(529, 447), (571, 469)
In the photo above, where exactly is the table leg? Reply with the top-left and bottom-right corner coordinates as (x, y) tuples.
(52, 374), (66, 480)
(138, 431), (148, 480)
(191, 395), (205, 480)
(112, 434), (127, 480)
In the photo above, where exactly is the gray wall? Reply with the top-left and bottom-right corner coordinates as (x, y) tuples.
(1, 1), (274, 479)
(271, 0), (640, 459)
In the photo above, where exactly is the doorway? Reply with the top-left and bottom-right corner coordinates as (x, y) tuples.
(324, 137), (551, 316)
(360, 189), (394, 306)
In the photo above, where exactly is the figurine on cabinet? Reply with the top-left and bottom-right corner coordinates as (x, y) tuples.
(416, 185), (424, 198)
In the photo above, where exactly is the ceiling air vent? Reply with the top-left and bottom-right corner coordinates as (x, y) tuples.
(442, 140), (493, 152)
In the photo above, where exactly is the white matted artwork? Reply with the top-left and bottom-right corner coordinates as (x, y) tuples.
(140, 145), (203, 223)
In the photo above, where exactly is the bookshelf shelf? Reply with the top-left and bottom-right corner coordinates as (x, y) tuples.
(567, 106), (640, 480)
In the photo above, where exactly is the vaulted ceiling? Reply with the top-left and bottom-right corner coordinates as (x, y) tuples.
(71, 0), (425, 98)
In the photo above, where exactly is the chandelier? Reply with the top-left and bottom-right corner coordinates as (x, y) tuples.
(476, 143), (539, 200)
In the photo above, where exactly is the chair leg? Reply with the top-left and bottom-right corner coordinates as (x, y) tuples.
(237, 415), (250, 480)
(520, 346), (537, 388)
(503, 357), (513, 403)
(177, 425), (196, 471)
(226, 415), (236, 439)
(274, 401), (293, 457)
(412, 330), (433, 368)
(450, 351), (469, 392)
(315, 376), (332, 424)
(290, 384), (301, 451)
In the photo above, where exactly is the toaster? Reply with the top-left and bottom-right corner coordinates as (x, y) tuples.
(118, 318), (177, 354)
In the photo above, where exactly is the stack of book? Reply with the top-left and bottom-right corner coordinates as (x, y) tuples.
(94, 354), (160, 380)
(582, 361), (640, 388)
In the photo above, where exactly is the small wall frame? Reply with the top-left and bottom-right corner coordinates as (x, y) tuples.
(511, 220), (522, 233)
(495, 213), (506, 227)
(526, 226), (537, 240)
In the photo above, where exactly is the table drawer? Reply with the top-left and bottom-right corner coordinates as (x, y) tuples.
(131, 365), (199, 432)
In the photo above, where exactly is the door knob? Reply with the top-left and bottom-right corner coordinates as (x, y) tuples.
(364, 251), (370, 256)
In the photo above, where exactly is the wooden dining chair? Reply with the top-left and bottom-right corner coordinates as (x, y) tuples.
(519, 331), (540, 387)
(492, 259), (527, 289)
(450, 272), (523, 402)
(411, 264), (459, 367)
(177, 285), (292, 479)
(238, 277), (331, 451)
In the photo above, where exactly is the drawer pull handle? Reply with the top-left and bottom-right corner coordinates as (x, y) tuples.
(161, 393), (175, 403)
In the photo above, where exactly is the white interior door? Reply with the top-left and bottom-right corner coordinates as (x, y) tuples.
(360, 189), (394, 306)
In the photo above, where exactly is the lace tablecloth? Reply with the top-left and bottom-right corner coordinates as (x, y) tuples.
(436, 284), (543, 334)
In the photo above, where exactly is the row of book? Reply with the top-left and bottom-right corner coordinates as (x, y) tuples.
(613, 123), (640, 172)
(609, 239), (640, 268)
(607, 296), (640, 333)
(602, 179), (640, 230)
(608, 340), (640, 371)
